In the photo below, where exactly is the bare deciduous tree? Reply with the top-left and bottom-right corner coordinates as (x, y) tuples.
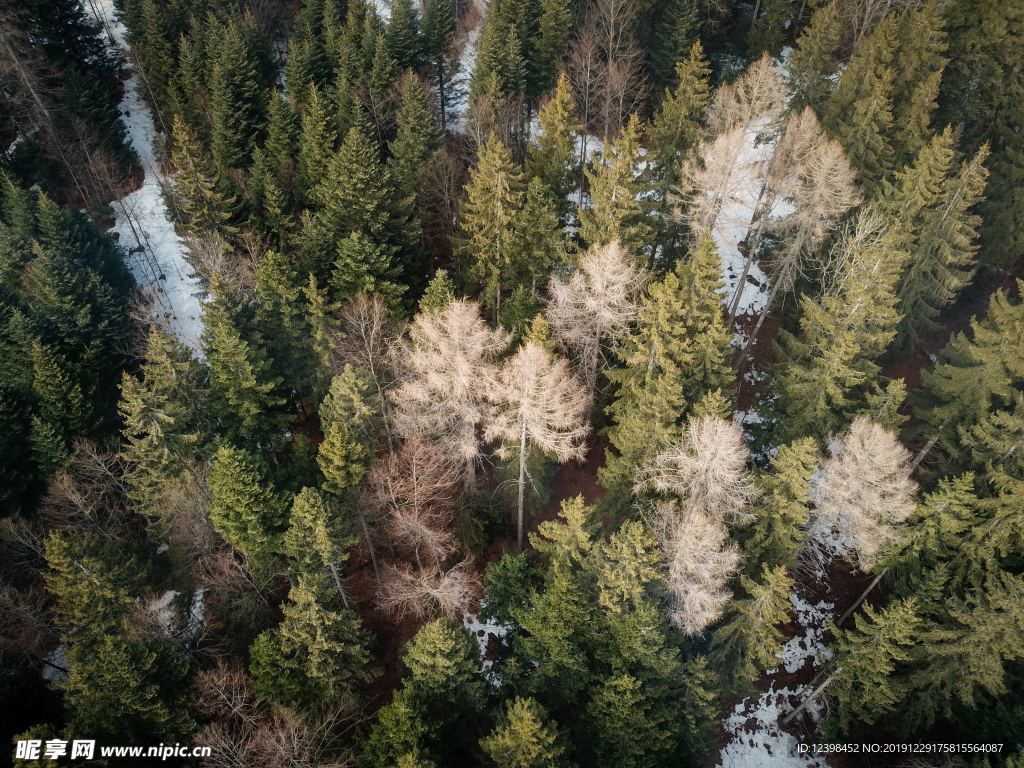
(391, 299), (510, 492)
(636, 416), (759, 524)
(647, 501), (740, 635)
(734, 108), (862, 358)
(337, 295), (403, 451)
(545, 240), (643, 404)
(487, 342), (589, 548)
(808, 417), (917, 570)
(376, 558), (481, 621)
(365, 438), (460, 568)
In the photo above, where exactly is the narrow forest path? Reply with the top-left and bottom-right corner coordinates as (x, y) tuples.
(87, 0), (205, 355)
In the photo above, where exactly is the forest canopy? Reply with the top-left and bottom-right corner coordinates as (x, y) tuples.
(1, 0), (1022, 766)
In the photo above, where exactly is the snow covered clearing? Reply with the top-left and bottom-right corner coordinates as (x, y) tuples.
(87, 0), (205, 356)
(448, 0), (489, 132)
(774, 593), (835, 674)
(719, 686), (827, 768)
(463, 611), (510, 686)
(41, 643), (67, 684)
(709, 119), (776, 317)
(717, 572), (838, 765)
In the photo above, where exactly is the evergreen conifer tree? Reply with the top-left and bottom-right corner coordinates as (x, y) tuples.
(118, 329), (202, 518)
(208, 444), (287, 572)
(915, 282), (1024, 461)
(524, 73), (578, 223)
(602, 236), (732, 504)
(786, 0), (842, 113)
(297, 84), (338, 203)
(710, 565), (793, 698)
(648, 0), (701, 95)
(250, 573), (372, 710)
(458, 135), (526, 316)
(745, 437), (818, 569)
(421, 0), (456, 129)
(579, 116), (652, 258)
(210, 20), (266, 169)
(387, 0), (424, 71)
(283, 487), (358, 605)
(880, 129), (989, 347)
(171, 116), (238, 238)
(646, 43), (711, 256)
(203, 282), (287, 447)
(481, 697), (566, 768)
(823, 15), (898, 194)
(828, 599), (920, 734)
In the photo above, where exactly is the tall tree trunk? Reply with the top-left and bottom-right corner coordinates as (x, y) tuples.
(517, 421), (528, 549)
(329, 561), (351, 609)
(355, 508), (379, 580)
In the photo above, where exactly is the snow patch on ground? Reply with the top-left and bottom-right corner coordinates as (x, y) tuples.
(718, 686), (827, 768)
(41, 643), (67, 684)
(463, 611), (510, 686)
(147, 588), (207, 642)
(88, 0), (205, 356)
(775, 592), (835, 674)
(449, 27), (484, 130)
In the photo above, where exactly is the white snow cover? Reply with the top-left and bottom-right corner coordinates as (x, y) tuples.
(41, 643), (67, 684)
(463, 611), (510, 686)
(147, 588), (207, 640)
(709, 118), (777, 317)
(449, 0), (489, 132)
(718, 686), (828, 768)
(88, 0), (205, 355)
(775, 592), (835, 674)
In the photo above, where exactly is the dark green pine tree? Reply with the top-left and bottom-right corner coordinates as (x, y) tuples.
(282, 487), (358, 606)
(823, 14), (898, 195)
(512, 178), (566, 294)
(29, 340), (86, 473)
(914, 281), (1024, 463)
(250, 572), (372, 712)
(171, 115), (238, 239)
(297, 84), (338, 204)
(208, 443), (287, 573)
(210, 20), (266, 169)
(133, 0), (177, 114)
(203, 278), (287, 448)
(366, 33), (401, 140)
(774, 223), (907, 443)
(710, 565), (794, 698)
(890, 0), (948, 167)
(418, 269), (456, 312)
(745, 436), (818, 570)
(264, 94), (300, 193)
(880, 127), (989, 348)
(421, 0), (456, 130)
(646, 42), (712, 258)
(481, 697), (567, 768)
(827, 599), (921, 735)
(940, 0), (1024, 269)
(330, 231), (405, 307)
(648, 0), (701, 95)
(399, 618), (485, 762)
(254, 250), (311, 398)
(301, 124), (410, 281)
(602, 235), (733, 506)
(386, 0), (424, 70)
(579, 116), (653, 259)
(118, 329), (202, 519)
(531, 0), (572, 98)
(524, 73), (578, 224)
(786, 0), (842, 113)
(389, 72), (441, 205)
(362, 687), (436, 768)
(747, 0), (791, 58)
(457, 135), (526, 317)
(903, 572), (1024, 733)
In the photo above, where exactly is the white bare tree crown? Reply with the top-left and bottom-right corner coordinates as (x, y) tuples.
(647, 501), (740, 635)
(391, 299), (511, 479)
(809, 416), (917, 570)
(545, 240), (643, 398)
(636, 415), (759, 524)
(486, 341), (589, 463)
